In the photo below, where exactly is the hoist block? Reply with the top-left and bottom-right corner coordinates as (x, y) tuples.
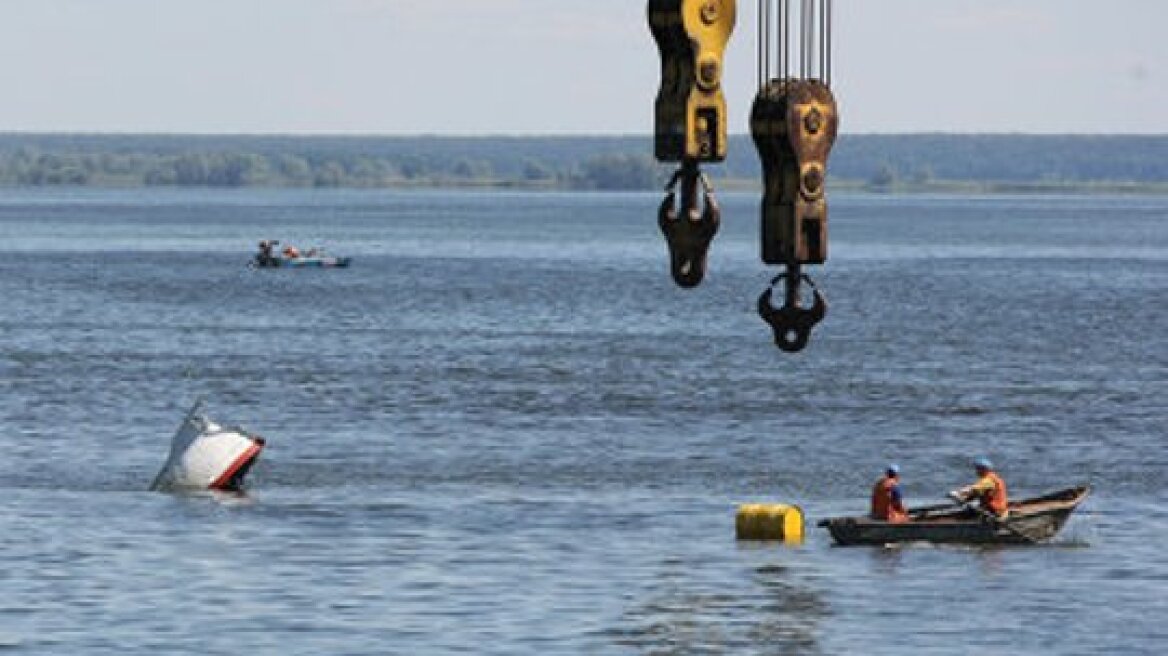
(649, 0), (737, 163)
(751, 79), (838, 266)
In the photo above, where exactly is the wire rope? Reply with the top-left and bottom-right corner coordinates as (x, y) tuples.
(759, 0), (833, 86)
(825, 0), (832, 86)
(782, 0), (790, 80)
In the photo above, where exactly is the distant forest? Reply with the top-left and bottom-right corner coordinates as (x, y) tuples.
(0, 133), (1165, 192)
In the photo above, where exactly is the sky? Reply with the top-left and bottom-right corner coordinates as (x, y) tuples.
(0, 0), (1164, 135)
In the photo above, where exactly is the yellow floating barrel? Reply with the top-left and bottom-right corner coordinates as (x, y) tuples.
(736, 503), (805, 543)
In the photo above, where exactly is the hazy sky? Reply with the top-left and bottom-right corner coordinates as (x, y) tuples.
(0, 0), (1164, 135)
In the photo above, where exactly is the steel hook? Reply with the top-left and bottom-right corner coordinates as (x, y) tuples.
(659, 163), (720, 288)
(757, 270), (827, 352)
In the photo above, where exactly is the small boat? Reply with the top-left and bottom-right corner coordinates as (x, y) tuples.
(252, 240), (350, 269)
(150, 400), (266, 493)
(253, 254), (351, 269)
(818, 486), (1090, 546)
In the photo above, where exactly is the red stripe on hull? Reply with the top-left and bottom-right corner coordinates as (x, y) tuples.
(209, 441), (264, 490)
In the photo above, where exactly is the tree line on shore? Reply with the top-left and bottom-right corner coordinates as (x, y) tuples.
(0, 133), (1165, 192)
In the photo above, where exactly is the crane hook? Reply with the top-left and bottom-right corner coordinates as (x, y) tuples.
(757, 269), (826, 352)
(659, 161), (721, 288)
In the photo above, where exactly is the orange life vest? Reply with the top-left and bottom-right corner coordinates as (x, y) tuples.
(871, 476), (908, 523)
(979, 472), (1009, 516)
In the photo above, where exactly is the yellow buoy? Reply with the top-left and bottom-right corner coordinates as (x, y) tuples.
(736, 503), (805, 543)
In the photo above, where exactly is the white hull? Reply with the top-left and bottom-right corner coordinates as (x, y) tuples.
(151, 401), (265, 492)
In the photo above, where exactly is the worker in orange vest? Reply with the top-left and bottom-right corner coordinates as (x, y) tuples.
(951, 457), (1009, 517)
(870, 464), (909, 523)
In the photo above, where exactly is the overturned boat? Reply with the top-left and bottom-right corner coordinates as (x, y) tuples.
(818, 486), (1090, 546)
(150, 400), (266, 493)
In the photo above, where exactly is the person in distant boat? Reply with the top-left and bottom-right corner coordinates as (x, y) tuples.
(256, 240), (277, 267)
(871, 463), (909, 523)
(282, 244), (301, 259)
(950, 457), (1009, 518)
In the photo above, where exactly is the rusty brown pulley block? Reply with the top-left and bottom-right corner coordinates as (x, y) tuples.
(752, 77), (838, 351)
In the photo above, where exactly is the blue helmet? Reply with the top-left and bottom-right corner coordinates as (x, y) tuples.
(886, 463), (900, 476)
(974, 457), (993, 471)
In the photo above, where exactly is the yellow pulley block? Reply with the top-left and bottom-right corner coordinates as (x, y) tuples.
(735, 503), (805, 542)
(649, 0), (737, 163)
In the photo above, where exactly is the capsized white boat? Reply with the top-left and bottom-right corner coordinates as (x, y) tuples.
(150, 400), (266, 492)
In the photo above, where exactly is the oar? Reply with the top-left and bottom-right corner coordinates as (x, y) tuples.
(947, 492), (1039, 544)
(906, 501), (962, 519)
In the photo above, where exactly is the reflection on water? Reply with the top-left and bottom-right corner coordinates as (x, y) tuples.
(612, 559), (827, 655)
(751, 564), (828, 652)
(867, 545), (908, 577)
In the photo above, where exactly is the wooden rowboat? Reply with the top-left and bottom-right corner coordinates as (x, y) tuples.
(818, 485), (1090, 546)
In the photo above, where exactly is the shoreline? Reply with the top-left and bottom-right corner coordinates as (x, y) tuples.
(2, 178), (1166, 196)
(1, 133), (1165, 195)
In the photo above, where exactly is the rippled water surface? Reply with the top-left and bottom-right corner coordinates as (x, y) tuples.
(1, 189), (1165, 654)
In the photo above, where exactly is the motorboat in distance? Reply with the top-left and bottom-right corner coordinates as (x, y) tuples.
(252, 253), (351, 269)
(252, 240), (351, 269)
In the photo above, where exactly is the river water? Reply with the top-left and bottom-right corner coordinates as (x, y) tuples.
(0, 189), (1165, 654)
